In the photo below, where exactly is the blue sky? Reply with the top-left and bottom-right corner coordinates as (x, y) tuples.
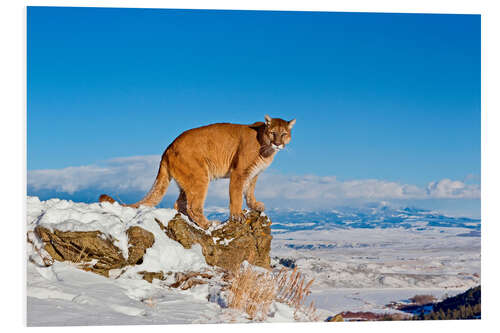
(27, 7), (480, 216)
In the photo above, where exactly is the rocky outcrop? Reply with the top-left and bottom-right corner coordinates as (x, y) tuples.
(34, 226), (154, 277)
(33, 210), (273, 280)
(157, 210), (272, 272)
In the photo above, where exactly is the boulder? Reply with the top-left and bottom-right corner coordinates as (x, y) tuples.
(34, 226), (154, 277)
(126, 226), (155, 265)
(157, 210), (272, 272)
(138, 271), (165, 283)
(326, 314), (344, 322)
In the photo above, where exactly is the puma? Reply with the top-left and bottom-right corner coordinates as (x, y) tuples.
(99, 115), (296, 229)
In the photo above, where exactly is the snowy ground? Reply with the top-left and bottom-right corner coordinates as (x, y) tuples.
(26, 197), (300, 326)
(270, 208), (480, 317)
(26, 197), (480, 326)
(272, 227), (480, 290)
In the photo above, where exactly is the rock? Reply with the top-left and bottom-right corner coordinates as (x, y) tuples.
(169, 271), (213, 290)
(157, 210), (272, 272)
(326, 314), (344, 322)
(138, 271), (165, 283)
(332, 311), (409, 321)
(137, 270), (217, 287)
(34, 226), (155, 277)
(126, 226), (155, 265)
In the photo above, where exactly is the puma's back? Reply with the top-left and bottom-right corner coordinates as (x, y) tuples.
(167, 122), (274, 179)
(99, 115), (296, 229)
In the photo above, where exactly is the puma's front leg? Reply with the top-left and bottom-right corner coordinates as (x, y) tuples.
(244, 175), (265, 212)
(229, 172), (245, 222)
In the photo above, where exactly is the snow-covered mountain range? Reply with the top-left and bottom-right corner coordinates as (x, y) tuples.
(206, 204), (480, 233)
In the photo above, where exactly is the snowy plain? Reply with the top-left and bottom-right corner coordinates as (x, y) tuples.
(269, 205), (480, 315)
(26, 197), (480, 325)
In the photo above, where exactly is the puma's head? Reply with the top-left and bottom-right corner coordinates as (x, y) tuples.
(263, 115), (296, 151)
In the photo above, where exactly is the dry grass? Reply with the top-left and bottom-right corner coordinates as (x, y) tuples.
(275, 266), (319, 321)
(275, 266), (313, 308)
(227, 265), (318, 321)
(27, 231), (54, 267)
(227, 265), (276, 321)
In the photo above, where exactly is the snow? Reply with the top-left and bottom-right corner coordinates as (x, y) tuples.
(272, 226), (480, 290)
(27, 196), (208, 273)
(309, 288), (464, 316)
(27, 261), (223, 326)
(26, 196), (481, 325)
(26, 196), (298, 326)
(27, 260), (299, 326)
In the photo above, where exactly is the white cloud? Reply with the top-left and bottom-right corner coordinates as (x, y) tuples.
(28, 155), (480, 208)
(426, 178), (480, 199)
(248, 174), (479, 205)
(28, 155), (164, 194)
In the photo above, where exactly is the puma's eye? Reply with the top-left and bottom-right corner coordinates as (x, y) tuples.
(281, 133), (286, 137)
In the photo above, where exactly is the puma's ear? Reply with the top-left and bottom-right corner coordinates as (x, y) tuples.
(288, 118), (296, 129)
(264, 115), (272, 126)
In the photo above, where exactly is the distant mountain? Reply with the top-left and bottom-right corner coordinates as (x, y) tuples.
(27, 190), (480, 234)
(206, 205), (480, 233)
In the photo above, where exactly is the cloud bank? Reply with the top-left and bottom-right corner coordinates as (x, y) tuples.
(28, 155), (480, 209)
(28, 155), (162, 194)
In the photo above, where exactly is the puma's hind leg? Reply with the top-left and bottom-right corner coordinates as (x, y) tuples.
(174, 188), (188, 216)
(174, 173), (211, 229)
(185, 182), (211, 230)
(168, 151), (211, 229)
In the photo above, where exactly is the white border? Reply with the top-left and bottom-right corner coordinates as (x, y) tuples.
(2, 0), (498, 332)
(15, 0), (486, 14)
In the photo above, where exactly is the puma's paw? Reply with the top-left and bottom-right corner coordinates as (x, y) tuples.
(229, 212), (245, 223)
(195, 217), (211, 230)
(210, 220), (222, 228)
(251, 201), (266, 212)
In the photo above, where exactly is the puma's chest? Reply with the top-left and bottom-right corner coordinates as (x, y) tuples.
(248, 159), (272, 180)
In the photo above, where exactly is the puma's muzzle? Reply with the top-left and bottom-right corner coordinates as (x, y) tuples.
(272, 143), (284, 151)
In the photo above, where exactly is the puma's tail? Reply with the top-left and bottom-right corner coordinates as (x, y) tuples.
(99, 153), (171, 208)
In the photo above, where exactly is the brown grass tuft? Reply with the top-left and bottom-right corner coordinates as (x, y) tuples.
(227, 265), (276, 321)
(275, 266), (318, 320)
(227, 264), (319, 321)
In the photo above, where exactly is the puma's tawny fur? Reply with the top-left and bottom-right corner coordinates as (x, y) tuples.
(99, 115), (296, 229)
